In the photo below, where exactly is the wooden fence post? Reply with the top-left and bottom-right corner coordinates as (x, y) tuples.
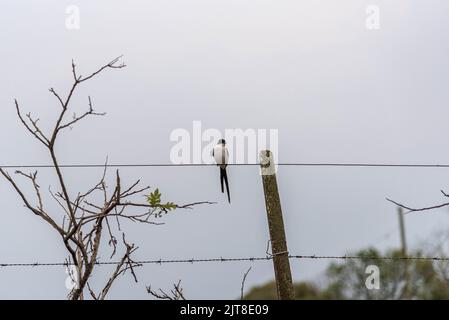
(260, 150), (295, 300)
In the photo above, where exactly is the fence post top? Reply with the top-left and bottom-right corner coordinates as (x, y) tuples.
(260, 150), (277, 175)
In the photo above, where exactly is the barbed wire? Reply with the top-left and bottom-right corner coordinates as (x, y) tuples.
(1, 254), (449, 268)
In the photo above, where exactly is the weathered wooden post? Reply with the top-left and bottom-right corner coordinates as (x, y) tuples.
(260, 150), (294, 300)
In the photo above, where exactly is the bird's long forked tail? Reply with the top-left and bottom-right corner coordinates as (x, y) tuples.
(220, 167), (231, 203)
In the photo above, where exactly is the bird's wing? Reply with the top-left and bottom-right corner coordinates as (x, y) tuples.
(225, 148), (229, 164)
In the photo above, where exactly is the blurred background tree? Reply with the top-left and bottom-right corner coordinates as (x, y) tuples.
(244, 246), (449, 300)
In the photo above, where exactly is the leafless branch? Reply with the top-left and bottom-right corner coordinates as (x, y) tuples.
(59, 96), (106, 130)
(14, 100), (49, 146)
(96, 233), (141, 300)
(240, 266), (252, 300)
(386, 198), (449, 214)
(147, 280), (186, 300)
(0, 57), (213, 300)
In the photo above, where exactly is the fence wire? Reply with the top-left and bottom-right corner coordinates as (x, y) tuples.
(1, 254), (449, 268)
(2, 162), (449, 169)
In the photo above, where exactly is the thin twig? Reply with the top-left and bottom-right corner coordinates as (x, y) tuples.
(240, 266), (252, 300)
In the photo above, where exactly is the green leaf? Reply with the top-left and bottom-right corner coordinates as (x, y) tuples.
(147, 188), (162, 206)
(146, 188), (177, 212)
(161, 202), (177, 211)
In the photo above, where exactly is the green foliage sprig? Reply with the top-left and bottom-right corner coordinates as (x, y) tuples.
(146, 188), (177, 217)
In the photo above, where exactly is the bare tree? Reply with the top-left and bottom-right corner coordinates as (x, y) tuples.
(0, 56), (212, 300)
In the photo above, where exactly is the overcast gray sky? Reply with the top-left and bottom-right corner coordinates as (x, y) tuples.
(1, 0), (449, 299)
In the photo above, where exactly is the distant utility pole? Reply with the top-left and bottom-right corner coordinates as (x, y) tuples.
(259, 150), (295, 300)
(398, 207), (407, 256)
(397, 206), (410, 299)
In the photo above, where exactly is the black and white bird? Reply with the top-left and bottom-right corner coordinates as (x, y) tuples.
(212, 139), (230, 203)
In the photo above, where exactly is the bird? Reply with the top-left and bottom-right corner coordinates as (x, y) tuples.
(212, 139), (230, 203)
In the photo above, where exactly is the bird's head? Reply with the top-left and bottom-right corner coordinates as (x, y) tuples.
(218, 139), (226, 145)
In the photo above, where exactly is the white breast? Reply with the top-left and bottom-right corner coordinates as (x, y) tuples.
(213, 145), (229, 167)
